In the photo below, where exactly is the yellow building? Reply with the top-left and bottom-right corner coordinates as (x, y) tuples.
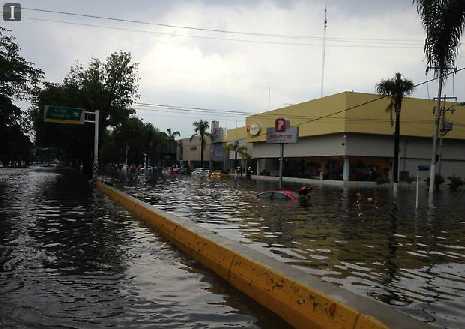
(226, 91), (465, 182)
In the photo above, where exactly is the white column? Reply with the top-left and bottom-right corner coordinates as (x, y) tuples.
(343, 157), (350, 182)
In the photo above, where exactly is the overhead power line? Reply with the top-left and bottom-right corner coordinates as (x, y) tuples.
(134, 68), (464, 122)
(25, 16), (424, 49)
(292, 67), (465, 127)
(23, 7), (424, 44)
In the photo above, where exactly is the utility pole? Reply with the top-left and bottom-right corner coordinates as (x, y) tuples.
(320, 5), (327, 98)
(279, 143), (284, 189)
(428, 67), (455, 206)
(437, 98), (456, 177)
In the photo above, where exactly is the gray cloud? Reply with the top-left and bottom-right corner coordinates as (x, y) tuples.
(4, 0), (464, 137)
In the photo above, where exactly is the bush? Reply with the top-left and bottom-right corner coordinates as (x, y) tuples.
(448, 176), (464, 191)
(376, 176), (390, 185)
(425, 174), (445, 189)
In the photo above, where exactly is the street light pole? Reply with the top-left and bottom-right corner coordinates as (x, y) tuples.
(93, 110), (100, 181)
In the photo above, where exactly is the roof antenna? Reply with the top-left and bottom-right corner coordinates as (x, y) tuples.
(320, 4), (328, 98)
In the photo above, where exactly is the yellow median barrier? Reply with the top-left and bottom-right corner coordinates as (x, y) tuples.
(97, 180), (428, 329)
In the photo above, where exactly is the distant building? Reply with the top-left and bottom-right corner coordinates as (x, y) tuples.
(225, 91), (465, 183)
(177, 121), (228, 169)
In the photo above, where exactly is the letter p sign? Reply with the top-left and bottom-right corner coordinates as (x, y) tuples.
(275, 117), (287, 132)
(3, 3), (21, 21)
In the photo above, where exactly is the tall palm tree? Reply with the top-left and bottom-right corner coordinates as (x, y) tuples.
(166, 128), (180, 140)
(376, 72), (415, 195)
(191, 120), (210, 168)
(414, 0), (465, 200)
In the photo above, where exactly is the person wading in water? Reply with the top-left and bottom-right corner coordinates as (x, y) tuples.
(298, 186), (312, 207)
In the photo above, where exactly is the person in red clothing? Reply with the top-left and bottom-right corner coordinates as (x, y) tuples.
(298, 186), (312, 206)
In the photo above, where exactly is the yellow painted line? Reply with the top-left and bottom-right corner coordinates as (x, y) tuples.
(96, 181), (428, 329)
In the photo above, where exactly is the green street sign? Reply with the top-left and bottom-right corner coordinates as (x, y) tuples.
(44, 105), (84, 125)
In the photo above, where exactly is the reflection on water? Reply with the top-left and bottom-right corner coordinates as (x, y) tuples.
(0, 168), (290, 329)
(121, 175), (465, 329)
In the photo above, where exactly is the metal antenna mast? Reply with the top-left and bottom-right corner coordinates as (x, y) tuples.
(320, 5), (328, 97)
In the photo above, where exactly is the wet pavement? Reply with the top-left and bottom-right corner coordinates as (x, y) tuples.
(0, 168), (290, 329)
(120, 174), (465, 329)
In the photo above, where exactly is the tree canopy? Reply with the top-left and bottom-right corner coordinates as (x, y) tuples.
(31, 51), (139, 174)
(0, 27), (43, 166)
(414, 0), (465, 76)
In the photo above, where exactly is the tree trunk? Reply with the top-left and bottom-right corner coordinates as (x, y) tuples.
(429, 70), (444, 205)
(393, 109), (401, 196)
(200, 135), (204, 168)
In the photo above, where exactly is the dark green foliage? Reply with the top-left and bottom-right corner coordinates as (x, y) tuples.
(448, 176), (464, 191)
(425, 174), (445, 188)
(414, 0), (465, 76)
(0, 28), (43, 166)
(30, 51), (139, 175)
(101, 117), (177, 167)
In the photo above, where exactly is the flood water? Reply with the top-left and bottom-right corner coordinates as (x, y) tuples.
(119, 174), (465, 329)
(0, 168), (290, 329)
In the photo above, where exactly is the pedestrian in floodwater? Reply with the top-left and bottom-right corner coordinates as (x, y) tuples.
(298, 186), (312, 207)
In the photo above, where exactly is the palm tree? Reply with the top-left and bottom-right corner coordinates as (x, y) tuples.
(414, 0), (465, 200)
(191, 120), (210, 168)
(237, 145), (251, 176)
(166, 128), (180, 140)
(224, 141), (249, 172)
(376, 73), (415, 195)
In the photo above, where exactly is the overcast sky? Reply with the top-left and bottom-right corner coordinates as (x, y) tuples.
(4, 0), (465, 137)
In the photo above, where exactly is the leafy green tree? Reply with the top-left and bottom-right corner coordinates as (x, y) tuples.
(31, 51), (139, 175)
(101, 117), (176, 168)
(414, 0), (465, 197)
(63, 51), (139, 130)
(224, 141), (249, 170)
(191, 120), (210, 168)
(0, 27), (43, 166)
(376, 73), (415, 195)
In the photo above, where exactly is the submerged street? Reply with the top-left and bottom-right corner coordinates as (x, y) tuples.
(119, 173), (465, 329)
(3, 2), (465, 327)
(0, 168), (290, 329)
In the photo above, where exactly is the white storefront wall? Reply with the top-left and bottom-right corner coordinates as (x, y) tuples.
(251, 133), (465, 179)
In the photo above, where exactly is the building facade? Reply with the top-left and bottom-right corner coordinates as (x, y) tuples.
(177, 121), (228, 169)
(226, 91), (465, 182)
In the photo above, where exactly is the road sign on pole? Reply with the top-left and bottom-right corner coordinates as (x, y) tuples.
(266, 127), (298, 144)
(267, 118), (299, 188)
(43, 105), (100, 181)
(44, 105), (84, 125)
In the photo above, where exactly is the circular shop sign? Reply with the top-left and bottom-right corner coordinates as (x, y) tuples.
(248, 123), (261, 136)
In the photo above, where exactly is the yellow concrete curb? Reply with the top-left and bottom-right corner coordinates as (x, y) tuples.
(97, 180), (428, 329)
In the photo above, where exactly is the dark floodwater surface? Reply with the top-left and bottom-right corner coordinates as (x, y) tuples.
(0, 168), (290, 329)
(120, 175), (465, 329)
